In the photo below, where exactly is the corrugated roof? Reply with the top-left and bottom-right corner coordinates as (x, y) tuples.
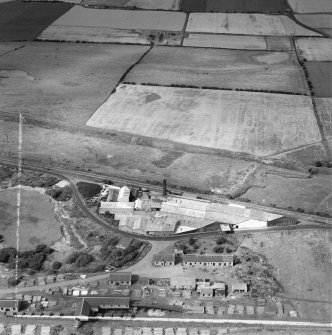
(100, 202), (134, 209)
(153, 254), (175, 262)
(183, 254), (234, 263)
(109, 272), (132, 282)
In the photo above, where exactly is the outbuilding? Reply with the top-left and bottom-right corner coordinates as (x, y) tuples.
(109, 272), (132, 286)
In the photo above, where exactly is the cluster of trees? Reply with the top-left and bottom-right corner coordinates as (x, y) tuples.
(76, 182), (102, 199)
(0, 244), (53, 272)
(66, 252), (95, 268)
(100, 237), (144, 268)
(46, 185), (72, 202)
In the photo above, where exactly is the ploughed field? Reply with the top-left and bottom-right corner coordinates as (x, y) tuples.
(295, 37), (332, 61)
(185, 13), (321, 36)
(180, 0), (290, 13)
(0, 42), (149, 125)
(288, 0), (332, 13)
(81, 0), (181, 10)
(295, 15), (332, 37)
(316, 98), (332, 138)
(125, 47), (309, 94)
(183, 34), (293, 51)
(0, 1), (73, 41)
(86, 84), (321, 156)
(305, 62), (332, 97)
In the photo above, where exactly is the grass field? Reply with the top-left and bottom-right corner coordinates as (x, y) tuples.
(180, 0), (290, 13)
(124, 0), (180, 10)
(295, 14), (332, 31)
(316, 98), (332, 139)
(295, 37), (332, 61)
(125, 47), (309, 94)
(40, 6), (186, 31)
(0, 188), (62, 250)
(288, 0), (332, 13)
(186, 13), (321, 36)
(0, 1), (73, 41)
(86, 84), (320, 156)
(241, 231), (332, 321)
(0, 41), (148, 125)
(305, 62), (332, 97)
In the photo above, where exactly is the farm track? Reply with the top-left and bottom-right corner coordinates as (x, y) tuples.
(290, 37), (332, 160)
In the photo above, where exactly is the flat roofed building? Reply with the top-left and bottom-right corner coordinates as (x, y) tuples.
(118, 186), (131, 203)
(99, 202), (134, 215)
(170, 276), (196, 290)
(200, 287), (214, 299)
(109, 272), (132, 286)
(231, 283), (248, 293)
(0, 300), (21, 313)
(152, 254), (175, 266)
(182, 254), (234, 267)
(146, 216), (177, 236)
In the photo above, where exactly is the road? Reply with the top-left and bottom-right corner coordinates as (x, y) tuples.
(6, 315), (332, 329)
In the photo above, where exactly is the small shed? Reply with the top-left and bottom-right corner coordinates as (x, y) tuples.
(231, 283), (247, 293)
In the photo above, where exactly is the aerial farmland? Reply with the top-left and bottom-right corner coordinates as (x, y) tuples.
(0, 0), (332, 331)
(185, 13), (321, 36)
(86, 84), (321, 156)
(125, 46), (309, 94)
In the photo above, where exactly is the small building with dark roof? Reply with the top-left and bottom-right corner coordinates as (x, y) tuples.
(182, 254), (234, 267)
(152, 254), (175, 266)
(75, 296), (130, 319)
(109, 272), (132, 286)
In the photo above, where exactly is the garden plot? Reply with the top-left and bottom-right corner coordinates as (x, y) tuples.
(0, 1), (73, 41)
(295, 37), (332, 61)
(186, 13), (321, 36)
(38, 6), (186, 43)
(0, 42), (149, 125)
(125, 47), (309, 94)
(288, 0), (332, 13)
(306, 62), (332, 97)
(124, 0), (180, 10)
(183, 34), (267, 50)
(315, 98), (332, 138)
(86, 84), (320, 156)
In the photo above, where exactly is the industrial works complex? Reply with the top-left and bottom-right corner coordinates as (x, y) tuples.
(98, 185), (286, 236)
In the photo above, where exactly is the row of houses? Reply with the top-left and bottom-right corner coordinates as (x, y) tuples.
(152, 254), (234, 268)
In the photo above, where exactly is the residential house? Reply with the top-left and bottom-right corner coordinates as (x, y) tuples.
(170, 277), (196, 290)
(182, 254), (234, 267)
(152, 254), (175, 267)
(200, 287), (214, 299)
(109, 272), (132, 286)
(75, 296), (130, 319)
(0, 300), (21, 313)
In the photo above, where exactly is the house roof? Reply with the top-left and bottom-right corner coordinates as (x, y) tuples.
(211, 282), (226, 290)
(200, 287), (214, 294)
(100, 202), (134, 209)
(85, 296), (130, 307)
(153, 254), (175, 262)
(232, 283), (247, 290)
(109, 272), (132, 282)
(0, 300), (18, 308)
(170, 276), (196, 287)
(182, 254), (234, 263)
(75, 299), (91, 317)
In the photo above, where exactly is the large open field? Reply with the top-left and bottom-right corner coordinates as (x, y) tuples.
(86, 84), (320, 156)
(295, 14), (332, 31)
(180, 0), (290, 13)
(288, 0), (332, 13)
(185, 13), (321, 36)
(316, 98), (332, 139)
(124, 0), (180, 10)
(305, 62), (332, 97)
(125, 47), (309, 94)
(0, 41), (149, 125)
(0, 188), (62, 250)
(295, 37), (332, 61)
(241, 231), (332, 321)
(38, 6), (186, 43)
(0, 1), (73, 41)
